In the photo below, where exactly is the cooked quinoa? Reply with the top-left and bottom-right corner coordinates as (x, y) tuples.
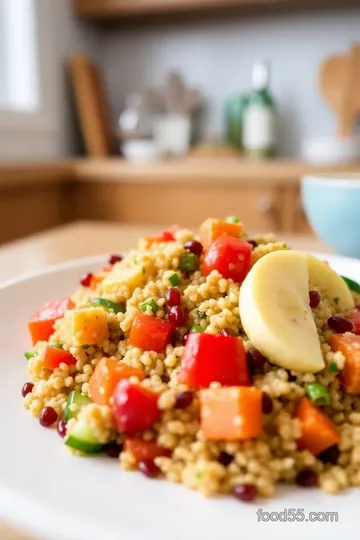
(23, 219), (360, 501)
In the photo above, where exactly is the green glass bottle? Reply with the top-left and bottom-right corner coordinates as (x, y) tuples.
(225, 95), (248, 150)
(243, 59), (277, 160)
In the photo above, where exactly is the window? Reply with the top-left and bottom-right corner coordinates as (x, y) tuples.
(0, 0), (39, 113)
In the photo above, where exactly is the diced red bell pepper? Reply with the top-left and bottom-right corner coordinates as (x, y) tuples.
(202, 236), (252, 283)
(42, 347), (76, 370)
(124, 438), (171, 464)
(129, 313), (174, 353)
(347, 310), (360, 335)
(162, 224), (182, 239)
(179, 333), (251, 388)
(112, 379), (160, 433)
(28, 297), (75, 345)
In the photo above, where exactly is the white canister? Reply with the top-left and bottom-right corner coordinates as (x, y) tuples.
(153, 114), (191, 157)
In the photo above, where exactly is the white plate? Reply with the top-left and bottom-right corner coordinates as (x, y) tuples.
(0, 253), (359, 540)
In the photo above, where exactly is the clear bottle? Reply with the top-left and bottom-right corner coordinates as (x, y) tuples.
(243, 58), (277, 159)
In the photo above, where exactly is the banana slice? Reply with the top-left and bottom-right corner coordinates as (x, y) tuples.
(239, 250), (324, 373)
(306, 254), (354, 311)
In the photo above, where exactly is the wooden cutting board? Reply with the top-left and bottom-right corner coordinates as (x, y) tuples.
(319, 44), (360, 137)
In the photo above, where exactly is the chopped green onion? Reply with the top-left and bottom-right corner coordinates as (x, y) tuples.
(180, 253), (199, 273)
(226, 216), (240, 223)
(49, 343), (63, 350)
(25, 351), (35, 360)
(305, 383), (330, 406)
(89, 297), (126, 314)
(168, 272), (180, 286)
(140, 298), (159, 314)
(190, 325), (204, 333)
(341, 276), (360, 295)
(197, 310), (207, 319)
(328, 362), (340, 373)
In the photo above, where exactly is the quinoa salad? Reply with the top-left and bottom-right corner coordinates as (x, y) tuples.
(22, 218), (360, 502)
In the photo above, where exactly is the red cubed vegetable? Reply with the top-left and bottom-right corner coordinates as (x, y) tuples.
(179, 333), (251, 388)
(112, 379), (160, 433)
(202, 236), (252, 283)
(28, 298), (74, 345)
(124, 438), (171, 464)
(129, 313), (173, 353)
(42, 347), (76, 371)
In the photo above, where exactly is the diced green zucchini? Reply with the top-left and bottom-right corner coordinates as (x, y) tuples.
(64, 391), (92, 421)
(342, 276), (360, 295)
(89, 297), (126, 314)
(65, 417), (104, 454)
(49, 343), (63, 350)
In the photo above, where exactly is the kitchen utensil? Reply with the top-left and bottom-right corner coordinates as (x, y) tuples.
(68, 53), (116, 156)
(301, 136), (360, 165)
(165, 72), (186, 114)
(319, 44), (360, 137)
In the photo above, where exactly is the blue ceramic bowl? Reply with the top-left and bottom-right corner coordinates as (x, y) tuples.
(301, 174), (360, 258)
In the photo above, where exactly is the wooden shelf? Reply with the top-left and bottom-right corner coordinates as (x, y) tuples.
(74, 0), (359, 21)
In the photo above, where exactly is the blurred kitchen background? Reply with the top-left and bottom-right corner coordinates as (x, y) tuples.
(1, 0), (360, 245)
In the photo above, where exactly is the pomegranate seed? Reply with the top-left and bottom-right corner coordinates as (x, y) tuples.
(182, 333), (189, 346)
(218, 451), (234, 466)
(247, 240), (257, 249)
(169, 305), (186, 327)
(174, 391), (193, 409)
(296, 469), (317, 487)
(184, 240), (203, 256)
(39, 407), (58, 427)
(21, 382), (34, 398)
(220, 328), (234, 336)
(309, 290), (321, 308)
(262, 392), (273, 414)
(139, 459), (160, 478)
(104, 441), (124, 458)
(247, 349), (266, 373)
(80, 273), (93, 287)
(57, 419), (67, 438)
(108, 254), (122, 265)
(328, 315), (354, 333)
(165, 288), (181, 307)
(318, 445), (340, 464)
(232, 484), (257, 502)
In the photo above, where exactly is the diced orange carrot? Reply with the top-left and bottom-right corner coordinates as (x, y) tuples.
(330, 333), (360, 394)
(294, 397), (340, 455)
(199, 386), (263, 441)
(199, 218), (243, 250)
(124, 438), (171, 464)
(89, 357), (145, 406)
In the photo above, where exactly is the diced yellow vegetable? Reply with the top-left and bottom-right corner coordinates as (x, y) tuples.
(63, 307), (109, 346)
(101, 267), (145, 294)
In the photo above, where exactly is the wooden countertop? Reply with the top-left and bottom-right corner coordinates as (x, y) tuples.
(0, 157), (359, 190)
(0, 220), (329, 539)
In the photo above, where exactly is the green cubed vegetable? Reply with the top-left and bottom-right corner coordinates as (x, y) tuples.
(64, 391), (92, 421)
(305, 383), (330, 406)
(140, 298), (159, 314)
(225, 216), (240, 223)
(190, 325), (205, 333)
(89, 297), (125, 314)
(180, 253), (199, 273)
(168, 272), (180, 286)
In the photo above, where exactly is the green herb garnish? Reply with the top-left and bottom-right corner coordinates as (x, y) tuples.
(140, 298), (159, 314)
(168, 272), (180, 286)
(329, 362), (340, 373)
(190, 325), (204, 333)
(180, 253), (199, 273)
(89, 298), (126, 314)
(49, 343), (63, 350)
(305, 383), (330, 406)
(25, 351), (35, 360)
(225, 216), (240, 223)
